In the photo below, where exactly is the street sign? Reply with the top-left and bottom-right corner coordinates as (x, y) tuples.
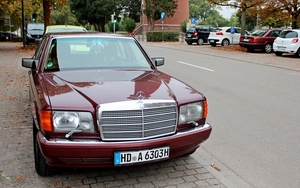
(161, 12), (165, 20)
(230, 27), (235, 34)
(191, 18), (196, 25)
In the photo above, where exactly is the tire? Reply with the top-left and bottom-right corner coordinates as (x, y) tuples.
(186, 41), (192, 45)
(25, 38), (29, 45)
(294, 48), (300, 57)
(275, 52), (283, 56)
(33, 121), (54, 176)
(197, 38), (204, 45)
(264, 43), (272, 53)
(221, 39), (230, 46)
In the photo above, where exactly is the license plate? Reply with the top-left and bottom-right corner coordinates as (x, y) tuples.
(187, 34), (192, 37)
(278, 46), (286, 50)
(243, 39), (249, 42)
(210, 40), (214, 43)
(114, 146), (170, 165)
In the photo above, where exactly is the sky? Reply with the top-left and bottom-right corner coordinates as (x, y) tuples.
(220, 6), (236, 19)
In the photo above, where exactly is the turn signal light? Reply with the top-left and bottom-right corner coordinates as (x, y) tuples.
(40, 110), (53, 131)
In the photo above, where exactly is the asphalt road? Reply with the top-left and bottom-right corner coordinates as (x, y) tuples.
(142, 42), (300, 188)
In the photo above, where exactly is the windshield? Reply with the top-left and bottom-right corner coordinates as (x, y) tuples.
(251, 30), (267, 36)
(28, 24), (44, 30)
(44, 37), (153, 71)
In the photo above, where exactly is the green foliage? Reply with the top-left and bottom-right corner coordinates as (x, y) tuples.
(123, 18), (136, 33)
(107, 21), (120, 33)
(180, 20), (189, 33)
(50, 4), (80, 25)
(147, 31), (180, 42)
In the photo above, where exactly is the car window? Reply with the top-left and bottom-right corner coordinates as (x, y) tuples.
(267, 30), (281, 37)
(235, 28), (241, 33)
(186, 28), (195, 33)
(251, 30), (267, 36)
(43, 37), (152, 71)
(201, 26), (209, 31)
(279, 31), (298, 38)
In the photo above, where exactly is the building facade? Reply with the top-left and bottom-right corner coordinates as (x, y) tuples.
(135, 0), (189, 34)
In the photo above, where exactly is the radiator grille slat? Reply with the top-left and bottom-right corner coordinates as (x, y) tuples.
(98, 102), (177, 141)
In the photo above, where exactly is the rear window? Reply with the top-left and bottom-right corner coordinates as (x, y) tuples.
(251, 30), (267, 36)
(279, 31), (298, 38)
(186, 28), (195, 33)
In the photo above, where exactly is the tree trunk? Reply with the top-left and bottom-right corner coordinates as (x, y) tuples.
(147, 16), (155, 31)
(240, 10), (246, 36)
(43, 0), (51, 28)
(291, 12), (299, 29)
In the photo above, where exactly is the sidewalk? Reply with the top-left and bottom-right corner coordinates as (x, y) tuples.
(0, 42), (234, 188)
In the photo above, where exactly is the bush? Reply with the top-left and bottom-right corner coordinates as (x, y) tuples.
(146, 31), (180, 42)
(180, 20), (189, 33)
(123, 18), (136, 33)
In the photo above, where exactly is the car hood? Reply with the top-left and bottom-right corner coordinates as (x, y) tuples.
(42, 70), (205, 110)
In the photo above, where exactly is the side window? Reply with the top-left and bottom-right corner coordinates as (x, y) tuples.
(235, 28), (241, 33)
(226, 28), (231, 33)
(202, 26), (209, 31)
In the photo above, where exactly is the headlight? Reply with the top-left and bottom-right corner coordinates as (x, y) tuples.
(178, 102), (205, 124)
(53, 111), (94, 132)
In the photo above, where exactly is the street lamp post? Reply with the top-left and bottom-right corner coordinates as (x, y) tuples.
(141, 0), (145, 41)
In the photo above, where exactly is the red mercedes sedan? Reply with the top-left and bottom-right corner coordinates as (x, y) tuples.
(239, 29), (282, 53)
(22, 32), (212, 176)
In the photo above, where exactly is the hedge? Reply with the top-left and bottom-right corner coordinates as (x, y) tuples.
(146, 31), (180, 42)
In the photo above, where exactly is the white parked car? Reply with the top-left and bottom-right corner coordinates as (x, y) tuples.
(273, 29), (300, 57)
(208, 27), (245, 46)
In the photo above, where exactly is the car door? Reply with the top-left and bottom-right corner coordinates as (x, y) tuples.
(233, 28), (241, 44)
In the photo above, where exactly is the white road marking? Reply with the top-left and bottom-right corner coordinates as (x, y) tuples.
(177, 61), (215, 72)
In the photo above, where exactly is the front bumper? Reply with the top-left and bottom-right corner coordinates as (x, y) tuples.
(38, 123), (212, 168)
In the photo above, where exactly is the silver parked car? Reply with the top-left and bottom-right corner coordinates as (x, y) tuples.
(273, 29), (300, 57)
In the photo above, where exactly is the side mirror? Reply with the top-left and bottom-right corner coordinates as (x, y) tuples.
(22, 58), (37, 69)
(151, 57), (164, 67)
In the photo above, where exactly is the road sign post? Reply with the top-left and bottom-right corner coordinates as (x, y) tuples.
(161, 12), (165, 43)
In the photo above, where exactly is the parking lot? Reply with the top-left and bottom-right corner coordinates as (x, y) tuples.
(0, 42), (228, 188)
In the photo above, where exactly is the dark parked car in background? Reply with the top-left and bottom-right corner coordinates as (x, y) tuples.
(239, 29), (282, 53)
(0, 31), (17, 41)
(185, 25), (215, 45)
(22, 32), (212, 176)
(25, 23), (44, 45)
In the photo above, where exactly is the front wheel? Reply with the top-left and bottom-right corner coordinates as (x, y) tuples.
(197, 38), (204, 45)
(221, 39), (230, 46)
(186, 41), (192, 45)
(264, 43), (272, 53)
(275, 52), (283, 56)
(33, 123), (54, 176)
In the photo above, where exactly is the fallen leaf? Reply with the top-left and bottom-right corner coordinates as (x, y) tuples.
(211, 163), (221, 171)
(53, 181), (60, 186)
(15, 175), (26, 181)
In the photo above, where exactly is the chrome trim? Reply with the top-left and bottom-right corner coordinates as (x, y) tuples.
(97, 100), (178, 141)
(41, 123), (211, 144)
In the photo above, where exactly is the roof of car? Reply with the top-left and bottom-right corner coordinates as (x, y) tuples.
(46, 25), (86, 29)
(44, 32), (133, 38)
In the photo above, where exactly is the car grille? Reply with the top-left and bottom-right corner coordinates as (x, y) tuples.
(97, 100), (177, 141)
